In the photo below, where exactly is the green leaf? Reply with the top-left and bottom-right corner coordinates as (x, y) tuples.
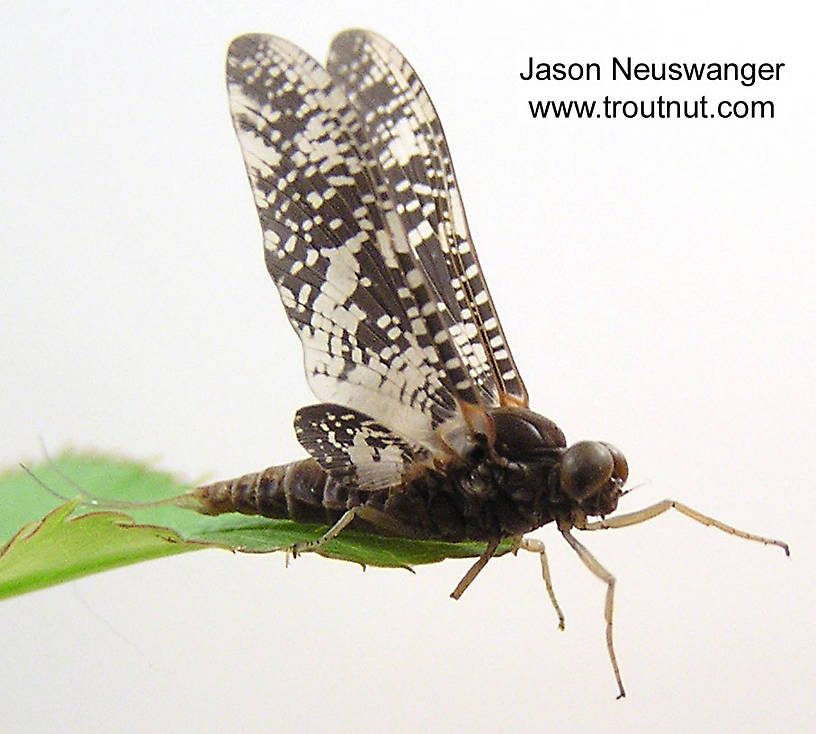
(0, 452), (511, 600)
(0, 501), (201, 600)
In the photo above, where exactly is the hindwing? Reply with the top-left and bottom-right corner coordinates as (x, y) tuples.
(295, 403), (428, 490)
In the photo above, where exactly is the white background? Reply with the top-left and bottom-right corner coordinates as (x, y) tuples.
(1, 1), (813, 732)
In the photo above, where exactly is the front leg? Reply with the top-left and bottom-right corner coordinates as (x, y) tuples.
(577, 499), (790, 556)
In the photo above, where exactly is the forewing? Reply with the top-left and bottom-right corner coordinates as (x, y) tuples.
(328, 29), (529, 407)
(227, 34), (472, 451)
(295, 404), (428, 490)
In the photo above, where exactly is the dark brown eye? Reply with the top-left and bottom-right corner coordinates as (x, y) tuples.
(560, 441), (615, 501)
(601, 442), (628, 484)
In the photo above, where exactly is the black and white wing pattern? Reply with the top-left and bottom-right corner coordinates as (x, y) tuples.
(226, 32), (527, 489)
(328, 30), (528, 408)
(294, 404), (426, 491)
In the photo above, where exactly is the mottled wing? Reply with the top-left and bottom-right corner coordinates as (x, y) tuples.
(295, 404), (429, 490)
(227, 34), (485, 472)
(328, 29), (529, 407)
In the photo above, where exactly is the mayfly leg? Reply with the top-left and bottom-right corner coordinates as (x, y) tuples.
(563, 500), (789, 699)
(576, 499), (790, 556)
(450, 539), (500, 600)
(558, 519), (626, 700)
(516, 536), (566, 630)
(289, 505), (421, 557)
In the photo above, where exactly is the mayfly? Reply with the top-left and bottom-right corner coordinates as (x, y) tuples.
(48, 31), (788, 698)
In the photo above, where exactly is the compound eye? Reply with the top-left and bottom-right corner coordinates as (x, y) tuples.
(560, 441), (614, 501)
(601, 442), (628, 485)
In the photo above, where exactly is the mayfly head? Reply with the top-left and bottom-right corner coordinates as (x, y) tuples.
(558, 440), (628, 516)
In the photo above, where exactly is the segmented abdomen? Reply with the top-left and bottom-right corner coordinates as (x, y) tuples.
(190, 457), (387, 526)
(189, 455), (547, 543)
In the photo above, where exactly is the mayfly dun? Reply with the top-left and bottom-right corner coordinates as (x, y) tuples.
(41, 31), (789, 698)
